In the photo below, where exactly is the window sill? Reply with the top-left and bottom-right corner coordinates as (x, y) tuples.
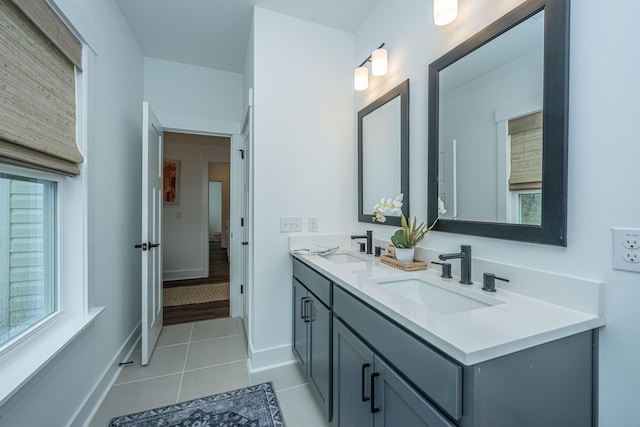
(0, 307), (105, 407)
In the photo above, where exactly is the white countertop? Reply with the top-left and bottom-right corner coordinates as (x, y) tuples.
(290, 240), (605, 366)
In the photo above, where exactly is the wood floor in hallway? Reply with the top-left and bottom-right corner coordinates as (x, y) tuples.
(163, 241), (230, 325)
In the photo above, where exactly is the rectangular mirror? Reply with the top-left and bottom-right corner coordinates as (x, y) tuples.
(428, 0), (569, 246)
(358, 80), (410, 226)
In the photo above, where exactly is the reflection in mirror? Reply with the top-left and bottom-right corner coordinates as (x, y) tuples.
(359, 80), (409, 226)
(428, 0), (569, 246)
(438, 10), (543, 224)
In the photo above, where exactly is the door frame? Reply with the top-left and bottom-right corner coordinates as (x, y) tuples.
(161, 126), (242, 320)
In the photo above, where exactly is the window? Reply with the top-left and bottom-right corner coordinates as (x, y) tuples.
(512, 189), (542, 225)
(0, 1), (100, 404)
(0, 172), (57, 349)
(506, 111), (542, 225)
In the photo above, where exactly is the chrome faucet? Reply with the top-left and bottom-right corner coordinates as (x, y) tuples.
(351, 230), (373, 255)
(439, 245), (473, 284)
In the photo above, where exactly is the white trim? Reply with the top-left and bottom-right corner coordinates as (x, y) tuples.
(69, 322), (141, 427)
(247, 342), (296, 373)
(230, 134), (243, 318)
(0, 308), (103, 408)
(162, 268), (207, 282)
(48, 0), (98, 54)
(201, 160), (211, 279)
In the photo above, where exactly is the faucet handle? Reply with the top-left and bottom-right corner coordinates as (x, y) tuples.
(374, 246), (386, 257)
(482, 273), (509, 292)
(431, 261), (452, 278)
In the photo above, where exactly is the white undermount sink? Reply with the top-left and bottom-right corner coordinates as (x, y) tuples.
(370, 273), (504, 315)
(322, 252), (369, 264)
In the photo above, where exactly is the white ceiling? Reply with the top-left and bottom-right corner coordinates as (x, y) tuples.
(115, 0), (380, 73)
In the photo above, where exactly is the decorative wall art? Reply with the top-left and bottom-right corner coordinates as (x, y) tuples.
(163, 159), (180, 204)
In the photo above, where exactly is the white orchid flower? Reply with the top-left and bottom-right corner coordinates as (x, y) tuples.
(438, 197), (447, 215)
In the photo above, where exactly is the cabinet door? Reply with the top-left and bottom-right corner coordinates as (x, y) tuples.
(292, 278), (308, 372)
(372, 357), (456, 427)
(333, 318), (374, 427)
(308, 296), (332, 420)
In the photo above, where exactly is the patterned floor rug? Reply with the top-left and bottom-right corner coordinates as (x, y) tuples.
(163, 282), (230, 307)
(108, 382), (285, 426)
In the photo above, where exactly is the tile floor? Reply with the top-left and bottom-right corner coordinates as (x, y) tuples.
(89, 317), (330, 427)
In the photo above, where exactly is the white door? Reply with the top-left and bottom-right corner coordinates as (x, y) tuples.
(141, 102), (163, 366)
(438, 138), (457, 219)
(240, 106), (252, 332)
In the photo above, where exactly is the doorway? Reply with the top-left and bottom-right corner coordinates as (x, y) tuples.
(161, 131), (233, 325)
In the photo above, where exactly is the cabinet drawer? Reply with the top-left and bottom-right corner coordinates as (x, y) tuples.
(293, 258), (332, 306)
(333, 286), (462, 420)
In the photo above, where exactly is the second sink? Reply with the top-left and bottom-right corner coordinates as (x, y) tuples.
(322, 252), (369, 264)
(370, 273), (504, 315)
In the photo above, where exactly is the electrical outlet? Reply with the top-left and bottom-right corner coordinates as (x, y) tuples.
(613, 228), (640, 272)
(623, 237), (640, 249)
(308, 217), (318, 232)
(624, 252), (640, 263)
(280, 216), (302, 233)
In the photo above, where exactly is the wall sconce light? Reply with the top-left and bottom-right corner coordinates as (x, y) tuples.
(434, 0), (458, 26)
(354, 43), (387, 91)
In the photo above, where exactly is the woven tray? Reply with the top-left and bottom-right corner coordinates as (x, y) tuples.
(380, 254), (428, 271)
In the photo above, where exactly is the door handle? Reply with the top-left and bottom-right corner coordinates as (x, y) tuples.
(370, 372), (380, 414)
(148, 242), (160, 249)
(134, 243), (147, 251)
(361, 363), (371, 402)
(300, 297), (308, 320)
(241, 241), (249, 246)
(303, 299), (311, 323)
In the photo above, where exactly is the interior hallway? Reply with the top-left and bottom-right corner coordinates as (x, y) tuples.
(163, 241), (230, 325)
(89, 317), (329, 426)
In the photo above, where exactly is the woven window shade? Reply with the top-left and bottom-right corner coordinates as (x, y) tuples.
(509, 111), (542, 191)
(0, 0), (83, 176)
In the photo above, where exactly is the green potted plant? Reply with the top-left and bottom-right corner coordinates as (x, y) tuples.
(390, 214), (437, 262)
(373, 194), (443, 263)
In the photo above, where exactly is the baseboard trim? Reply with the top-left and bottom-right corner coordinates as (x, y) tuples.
(247, 342), (296, 373)
(163, 269), (206, 282)
(71, 322), (141, 427)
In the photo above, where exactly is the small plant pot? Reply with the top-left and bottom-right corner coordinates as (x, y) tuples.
(395, 248), (415, 263)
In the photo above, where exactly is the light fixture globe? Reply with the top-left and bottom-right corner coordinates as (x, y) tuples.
(371, 48), (388, 76)
(434, 0), (458, 26)
(354, 66), (369, 90)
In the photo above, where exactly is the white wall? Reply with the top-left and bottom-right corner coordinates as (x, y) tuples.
(250, 8), (354, 367)
(163, 133), (230, 281)
(0, 0), (144, 425)
(352, 0), (640, 424)
(144, 57), (243, 134)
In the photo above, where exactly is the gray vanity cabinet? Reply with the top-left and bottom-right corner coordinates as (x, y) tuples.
(292, 258), (332, 421)
(333, 284), (596, 427)
(334, 318), (456, 427)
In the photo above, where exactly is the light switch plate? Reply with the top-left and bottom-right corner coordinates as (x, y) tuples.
(613, 228), (640, 272)
(280, 216), (302, 233)
(309, 217), (318, 232)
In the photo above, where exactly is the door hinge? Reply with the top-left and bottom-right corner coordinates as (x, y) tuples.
(241, 217), (244, 227)
(241, 285), (244, 294)
(238, 149), (245, 159)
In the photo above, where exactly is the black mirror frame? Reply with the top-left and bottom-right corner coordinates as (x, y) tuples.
(427, 0), (569, 246)
(358, 79), (410, 227)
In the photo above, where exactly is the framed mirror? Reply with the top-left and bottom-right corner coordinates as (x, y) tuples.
(427, 0), (569, 246)
(359, 79), (410, 226)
